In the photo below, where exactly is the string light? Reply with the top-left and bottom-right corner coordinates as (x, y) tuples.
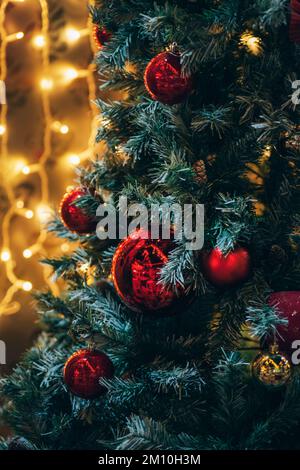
(240, 32), (263, 56)
(0, 0), (97, 316)
(6, 31), (24, 42)
(40, 77), (54, 90)
(32, 34), (46, 49)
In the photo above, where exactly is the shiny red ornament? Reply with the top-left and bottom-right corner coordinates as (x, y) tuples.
(60, 187), (97, 235)
(289, 0), (300, 43)
(202, 247), (251, 288)
(112, 229), (187, 315)
(93, 25), (111, 49)
(267, 291), (300, 354)
(63, 349), (114, 399)
(144, 50), (193, 105)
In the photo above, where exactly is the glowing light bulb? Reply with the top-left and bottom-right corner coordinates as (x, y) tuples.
(22, 165), (30, 175)
(22, 281), (33, 292)
(61, 243), (70, 253)
(1, 250), (11, 262)
(25, 210), (34, 219)
(33, 35), (46, 49)
(23, 249), (33, 259)
(0, 125), (6, 135)
(36, 205), (52, 223)
(68, 154), (80, 165)
(60, 124), (69, 135)
(16, 32), (24, 40)
(40, 78), (54, 91)
(63, 67), (79, 82)
(16, 200), (24, 209)
(65, 28), (81, 43)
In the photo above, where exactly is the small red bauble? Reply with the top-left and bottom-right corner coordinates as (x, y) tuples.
(267, 291), (300, 354)
(202, 247), (251, 288)
(93, 25), (111, 49)
(112, 229), (187, 315)
(60, 187), (97, 235)
(144, 50), (193, 105)
(63, 349), (114, 399)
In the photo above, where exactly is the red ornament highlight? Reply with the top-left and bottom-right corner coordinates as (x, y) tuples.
(63, 349), (114, 399)
(60, 187), (97, 235)
(144, 51), (193, 105)
(93, 25), (111, 49)
(112, 229), (187, 315)
(202, 247), (251, 288)
(267, 291), (300, 354)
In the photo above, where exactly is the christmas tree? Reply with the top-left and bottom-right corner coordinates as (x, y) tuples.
(1, 0), (300, 451)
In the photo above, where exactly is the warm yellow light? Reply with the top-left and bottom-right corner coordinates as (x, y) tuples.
(22, 281), (33, 292)
(7, 31), (24, 42)
(1, 250), (11, 262)
(23, 249), (33, 259)
(32, 35), (46, 49)
(63, 67), (79, 82)
(60, 124), (69, 135)
(40, 78), (54, 91)
(16, 200), (24, 209)
(36, 205), (52, 224)
(0, 125), (6, 135)
(22, 165), (31, 175)
(240, 32), (262, 56)
(68, 153), (80, 165)
(61, 243), (70, 253)
(51, 121), (69, 134)
(65, 28), (81, 42)
(25, 210), (34, 219)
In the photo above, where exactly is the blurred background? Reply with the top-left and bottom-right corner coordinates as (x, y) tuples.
(0, 0), (101, 374)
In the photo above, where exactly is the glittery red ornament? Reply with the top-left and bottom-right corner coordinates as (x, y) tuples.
(267, 291), (300, 354)
(289, 0), (300, 43)
(144, 50), (193, 105)
(60, 187), (97, 235)
(112, 229), (188, 315)
(93, 25), (112, 49)
(63, 349), (114, 399)
(202, 247), (251, 288)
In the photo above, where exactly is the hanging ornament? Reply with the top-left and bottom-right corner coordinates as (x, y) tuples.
(266, 291), (300, 354)
(63, 349), (114, 399)
(144, 43), (193, 105)
(289, 0), (300, 43)
(252, 344), (292, 387)
(60, 187), (97, 235)
(201, 247), (251, 288)
(93, 25), (112, 49)
(112, 228), (189, 316)
(193, 160), (207, 184)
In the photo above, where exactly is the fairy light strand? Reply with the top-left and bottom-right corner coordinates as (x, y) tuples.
(0, 0), (96, 315)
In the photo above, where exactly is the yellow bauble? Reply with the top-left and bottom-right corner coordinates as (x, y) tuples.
(252, 345), (292, 387)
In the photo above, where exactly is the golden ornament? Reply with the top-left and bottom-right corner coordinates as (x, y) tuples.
(252, 344), (292, 387)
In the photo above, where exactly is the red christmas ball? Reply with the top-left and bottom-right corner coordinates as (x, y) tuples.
(63, 349), (114, 399)
(202, 247), (251, 288)
(60, 187), (97, 235)
(144, 50), (193, 105)
(267, 291), (300, 354)
(93, 25), (111, 49)
(112, 229), (188, 315)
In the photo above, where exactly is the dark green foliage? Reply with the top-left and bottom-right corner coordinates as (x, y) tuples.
(1, 0), (300, 450)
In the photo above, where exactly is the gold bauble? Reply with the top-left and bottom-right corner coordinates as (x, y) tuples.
(252, 345), (292, 387)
